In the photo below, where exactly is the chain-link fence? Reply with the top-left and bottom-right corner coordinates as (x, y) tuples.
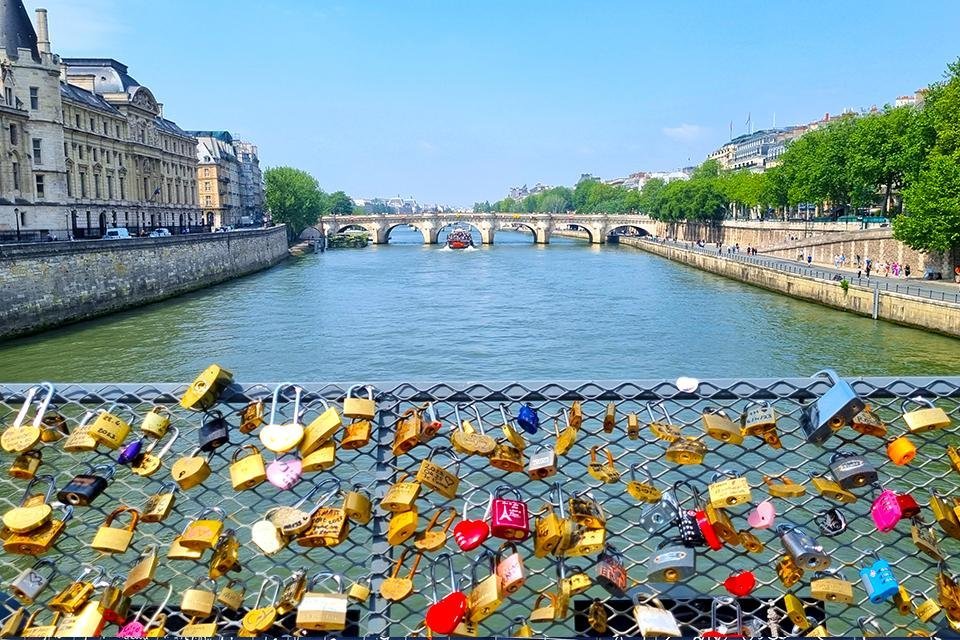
(1, 376), (959, 637)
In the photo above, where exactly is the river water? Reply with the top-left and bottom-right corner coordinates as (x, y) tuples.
(0, 228), (957, 382)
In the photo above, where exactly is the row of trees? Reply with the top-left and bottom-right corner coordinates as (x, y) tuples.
(264, 167), (354, 240)
(476, 58), (960, 252)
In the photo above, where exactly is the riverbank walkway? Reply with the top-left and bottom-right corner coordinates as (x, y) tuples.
(640, 237), (960, 305)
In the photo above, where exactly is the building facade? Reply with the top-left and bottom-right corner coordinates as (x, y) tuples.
(234, 140), (264, 223)
(0, 2), (201, 241)
(190, 131), (240, 228)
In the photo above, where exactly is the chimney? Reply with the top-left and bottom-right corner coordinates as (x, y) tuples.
(35, 9), (51, 54)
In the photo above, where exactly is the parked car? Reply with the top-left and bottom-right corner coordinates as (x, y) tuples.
(103, 228), (131, 240)
(148, 228), (171, 238)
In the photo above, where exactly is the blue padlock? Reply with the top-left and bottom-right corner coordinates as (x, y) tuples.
(516, 403), (539, 434)
(859, 551), (899, 604)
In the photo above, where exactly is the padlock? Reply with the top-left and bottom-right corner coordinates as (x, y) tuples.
(217, 578), (247, 611)
(265, 452), (303, 489)
(62, 410), (99, 453)
(179, 611), (221, 638)
(588, 599), (609, 634)
(857, 616), (886, 638)
(489, 440), (524, 473)
(342, 484), (372, 524)
(347, 575), (371, 602)
(196, 408), (230, 453)
(237, 397), (266, 435)
(708, 503), (740, 544)
(58, 602), (106, 639)
(298, 573), (349, 631)
(415, 506), (458, 552)
(937, 563), (960, 619)
(490, 486), (530, 541)
(527, 443), (558, 480)
(625, 462), (661, 503)
(912, 520), (944, 560)
(301, 439), (336, 472)
(450, 404), (497, 456)
(98, 573), (132, 624)
(763, 474), (807, 498)
(639, 490), (680, 535)
(703, 596), (743, 638)
(380, 548), (422, 602)
(931, 489), (960, 539)
(495, 541), (525, 594)
(276, 569), (307, 616)
(632, 593), (682, 637)
(123, 544), (158, 596)
(9, 450), (42, 480)
(648, 539), (696, 582)
(180, 506), (226, 550)
(828, 449), (877, 489)
(38, 409), (67, 442)
(722, 570), (756, 598)
(168, 533), (205, 560)
(381, 472), (421, 513)
(467, 550), (503, 622)
(852, 405), (888, 438)
(229, 444), (267, 490)
(776, 554), (804, 588)
(426, 553), (468, 635)
(558, 560), (592, 596)
(779, 524), (830, 571)
(627, 412), (640, 439)
(529, 592), (560, 624)
(181, 578), (218, 618)
(0, 607), (25, 637)
(810, 475), (857, 504)
(48, 564), (104, 614)
(341, 418), (372, 450)
(1, 382), (54, 453)
(180, 363), (233, 411)
(586, 445), (620, 483)
(19, 609), (61, 637)
(860, 551), (899, 604)
(170, 448), (212, 490)
(902, 396), (952, 433)
(240, 575), (281, 635)
(568, 488), (606, 530)
(871, 486), (903, 533)
(746, 500), (775, 530)
(894, 586), (915, 616)
(141, 481), (178, 523)
(393, 405), (424, 456)
(3, 503), (73, 555)
(595, 545), (628, 595)
(57, 463), (115, 506)
(88, 402), (137, 450)
(301, 397), (343, 455)
(888, 434), (917, 465)
(516, 402), (539, 434)
(914, 591), (943, 623)
(454, 490), (492, 552)
(8, 559), (56, 604)
(416, 446), (462, 499)
(533, 504), (563, 557)
(116, 434), (147, 466)
(814, 507), (848, 537)
(647, 401), (681, 442)
(810, 568), (853, 603)
(898, 491), (921, 519)
(209, 528), (241, 579)
(296, 496), (350, 548)
(741, 400), (781, 447)
(603, 401), (617, 433)
(418, 401), (443, 443)
(738, 530), (765, 553)
(387, 507), (419, 546)
(250, 510), (287, 557)
(708, 469), (752, 508)
(948, 445), (960, 475)
(800, 369), (865, 445)
(665, 435), (707, 465)
(553, 410), (578, 456)
(499, 403), (526, 450)
(91, 506), (140, 554)
(140, 404), (171, 438)
(259, 382), (303, 453)
(130, 426), (180, 477)
(564, 526), (607, 557)
(702, 406), (744, 444)
(3, 474), (57, 533)
(673, 481), (721, 550)
(343, 384), (376, 420)
(784, 592), (807, 629)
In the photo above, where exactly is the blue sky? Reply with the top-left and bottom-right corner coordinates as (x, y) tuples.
(25, 0), (960, 206)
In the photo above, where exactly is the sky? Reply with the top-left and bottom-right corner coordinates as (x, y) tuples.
(23, 0), (960, 207)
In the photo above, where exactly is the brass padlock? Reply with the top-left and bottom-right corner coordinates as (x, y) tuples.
(627, 412), (640, 439)
(48, 564), (104, 614)
(811, 475), (856, 504)
(776, 554), (804, 588)
(90, 506), (140, 554)
(739, 529), (765, 553)
(467, 550), (503, 623)
(240, 576), (281, 635)
(301, 397), (343, 455)
(894, 586), (914, 615)
(180, 363), (233, 411)
(141, 481), (178, 523)
(297, 506), (350, 548)
(3, 474), (56, 533)
(912, 520), (944, 560)
(568, 489), (606, 529)
(38, 410), (67, 442)
(393, 405), (423, 456)
(625, 463), (661, 503)
(553, 410), (578, 456)
(238, 398), (265, 434)
(810, 569), (853, 603)
(98, 573), (132, 624)
(499, 404), (526, 450)
(130, 426), (180, 477)
(741, 400), (781, 447)
(20, 608), (61, 637)
(381, 472), (421, 512)
(342, 484), (372, 524)
(931, 489), (960, 539)
(603, 401), (617, 434)
(784, 592), (807, 629)
(417, 446), (462, 499)
(209, 528), (241, 579)
(513, 616), (535, 637)
(229, 444), (267, 490)
(948, 445), (960, 475)
(706, 504), (738, 545)
(342, 419), (372, 450)
(764, 475), (807, 499)
(558, 561), (592, 596)
(489, 440), (525, 473)
(914, 591), (943, 623)
(180, 613), (220, 638)
(180, 577), (218, 618)
(702, 406), (743, 444)
(646, 402), (681, 442)
(9, 450), (42, 480)
(276, 569), (307, 616)
(4, 503), (73, 555)
(0, 607), (25, 637)
(387, 507), (419, 546)
(123, 544), (158, 596)
(217, 578), (247, 611)
(587, 445), (620, 483)
(62, 410), (99, 453)
(664, 435), (707, 465)
(343, 384), (376, 420)
(180, 506), (226, 550)
(88, 402), (136, 450)
(902, 396), (951, 433)
(140, 404), (171, 438)
(298, 573), (349, 631)
(167, 535), (204, 561)
(348, 575), (371, 602)
(565, 527), (607, 557)
(170, 448), (212, 490)
(530, 592), (559, 623)
(708, 470), (752, 508)
(1, 382), (54, 453)
(379, 548), (422, 601)
(451, 404), (497, 456)
(302, 440), (336, 472)
(852, 406), (888, 438)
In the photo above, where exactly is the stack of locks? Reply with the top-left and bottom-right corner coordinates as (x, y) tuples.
(0, 367), (957, 637)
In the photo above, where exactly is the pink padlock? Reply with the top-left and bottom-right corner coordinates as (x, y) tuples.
(118, 583), (172, 637)
(489, 486), (530, 541)
(747, 500), (775, 529)
(266, 454), (303, 489)
(871, 488), (902, 533)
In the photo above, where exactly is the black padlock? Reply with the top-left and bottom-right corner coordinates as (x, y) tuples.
(672, 481), (706, 548)
(56, 463), (115, 506)
(814, 508), (847, 537)
(828, 450), (877, 490)
(198, 410), (231, 452)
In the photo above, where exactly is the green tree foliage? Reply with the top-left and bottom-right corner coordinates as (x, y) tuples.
(264, 166), (325, 240)
(327, 191), (354, 215)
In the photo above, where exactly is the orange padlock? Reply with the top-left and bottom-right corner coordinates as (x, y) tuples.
(887, 435), (916, 466)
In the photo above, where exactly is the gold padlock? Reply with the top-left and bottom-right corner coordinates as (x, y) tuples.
(302, 440), (336, 472)
(39, 411), (67, 442)
(489, 440), (525, 473)
(741, 400), (782, 447)
(387, 507), (419, 546)
(664, 435), (707, 465)
(342, 484), (372, 524)
(702, 406), (744, 444)
(90, 506), (139, 554)
(912, 521), (944, 560)
(530, 592), (559, 623)
(180, 363), (233, 411)
(9, 450), (42, 480)
(603, 401), (617, 433)
(260, 382), (305, 453)
(416, 446), (461, 499)
(62, 410), (99, 453)
(217, 579), (246, 611)
(276, 569), (307, 616)
(627, 412), (640, 439)
(342, 419), (372, 450)
(180, 507), (226, 550)
(141, 481), (177, 523)
(131, 426), (180, 478)
(20, 609), (61, 637)
(915, 592), (943, 623)
(88, 402), (135, 450)
(348, 575), (371, 602)
(776, 554), (804, 588)
(708, 470), (752, 508)
(3, 474), (56, 533)
(625, 463), (661, 503)
(209, 529), (241, 579)
(140, 405), (171, 438)
(554, 411), (578, 456)
(534, 503), (563, 558)
(296, 507), (350, 548)
(229, 445), (267, 490)
(784, 592), (808, 629)
(500, 404), (527, 450)
(809, 569), (853, 603)
(343, 384), (376, 420)
(450, 404), (497, 456)
(301, 398), (343, 455)
(49, 564), (104, 614)
(559, 563), (592, 596)
(1, 383), (54, 454)
(931, 489), (960, 539)
(513, 616), (535, 637)
(586, 445), (620, 483)
(467, 551), (503, 623)
(379, 548), (422, 601)
(393, 406), (423, 456)
(902, 397), (951, 433)
(738, 529), (764, 553)
(123, 544), (158, 596)
(381, 473), (421, 512)
(170, 448), (212, 490)
(0, 607), (25, 637)
(811, 476), (856, 504)
(564, 527), (606, 557)
(415, 506), (459, 553)
(568, 489), (606, 529)
(167, 535), (204, 561)
(706, 504), (738, 545)
(851, 406), (887, 438)
(181, 578), (218, 618)
(894, 586), (914, 616)
(238, 398), (265, 434)
(4, 503), (73, 556)
(764, 475), (807, 499)
(298, 573), (349, 631)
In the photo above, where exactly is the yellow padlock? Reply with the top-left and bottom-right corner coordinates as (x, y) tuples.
(90, 506), (140, 554)
(343, 384), (376, 420)
(260, 382), (305, 453)
(88, 403), (136, 450)
(140, 405), (171, 438)
(180, 507), (226, 551)
(180, 364), (233, 411)
(1, 383), (55, 454)
(301, 398), (343, 455)
(387, 508), (419, 546)
(229, 445), (267, 490)
(902, 397), (951, 433)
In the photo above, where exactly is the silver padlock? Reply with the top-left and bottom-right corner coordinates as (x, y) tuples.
(800, 369), (864, 445)
(9, 559), (57, 604)
(647, 539), (696, 583)
(828, 450), (877, 489)
(778, 524), (830, 571)
(638, 492), (679, 535)
(526, 444), (557, 480)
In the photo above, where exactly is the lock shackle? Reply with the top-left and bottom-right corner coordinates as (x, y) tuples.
(346, 383), (375, 402)
(462, 488), (491, 519)
(71, 563), (107, 584)
(469, 549), (496, 585)
(20, 473), (56, 505)
(656, 537), (684, 550)
(103, 505), (140, 530)
(183, 446), (212, 461)
(390, 547), (423, 580)
(145, 426), (179, 457)
(425, 445), (462, 474)
(813, 567), (846, 580)
(554, 481), (566, 518)
(671, 480), (703, 510)
(711, 596), (742, 630)
(429, 552), (458, 602)
(495, 540), (520, 563)
(140, 581), (173, 628)
(645, 401), (672, 426)
(630, 591), (667, 609)
(630, 462), (655, 483)
(307, 572), (343, 593)
(268, 382), (303, 426)
(471, 404), (485, 434)
(499, 404), (512, 427)
(859, 550), (884, 569)
(811, 368), (843, 385)
(857, 616), (884, 637)
(703, 406), (730, 418)
(155, 480), (178, 496)
(829, 449), (857, 463)
(26, 557), (57, 579)
(91, 463), (117, 481)
(901, 396), (936, 413)
(231, 443), (262, 463)
(144, 404), (171, 418)
(250, 575), (282, 609)
(191, 506), (226, 522)
(292, 477), (342, 510)
(789, 616), (820, 636)
(100, 401), (139, 424)
(10, 382), (55, 429)
(710, 469), (740, 483)
(494, 485), (522, 501)
(56, 503), (75, 523)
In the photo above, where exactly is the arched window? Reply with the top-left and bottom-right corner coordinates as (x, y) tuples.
(19, 210), (26, 227)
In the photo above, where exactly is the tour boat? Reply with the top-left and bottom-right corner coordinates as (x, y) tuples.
(446, 229), (474, 250)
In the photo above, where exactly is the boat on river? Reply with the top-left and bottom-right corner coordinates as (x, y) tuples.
(446, 228), (474, 250)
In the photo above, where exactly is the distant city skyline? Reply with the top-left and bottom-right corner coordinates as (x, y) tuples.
(26, 0), (960, 206)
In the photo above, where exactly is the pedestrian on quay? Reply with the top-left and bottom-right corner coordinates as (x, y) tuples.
(856, 254), (861, 267)
(905, 264), (911, 278)
(807, 255), (813, 265)
(954, 265), (959, 284)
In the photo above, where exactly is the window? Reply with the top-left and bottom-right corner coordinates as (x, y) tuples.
(4, 87), (12, 106)
(78, 145), (84, 160)
(204, 168), (210, 178)
(143, 178), (149, 199)
(75, 114), (81, 129)
(205, 195), (212, 206)
(32, 138), (41, 165)
(66, 170), (73, 197)
(63, 142), (68, 157)
(12, 162), (20, 190)
(79, 172), (86, 198)
(107, 175), (114, 199)
(35, 175), (44, 199)
(8, 124), (16, 145)
(29, 87), (38, 110)
(93, 148), (98, 162)
(119, 177), (125, 200)
(102, 122), (108, 135)
(94, 175), (101, 199)
(89, 117), (95, 131)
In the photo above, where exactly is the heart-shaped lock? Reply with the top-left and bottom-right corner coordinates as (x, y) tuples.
(266, 456), (302, 490)
(426, 553), (468, 635)
(117, 621), (145, 638)
(723, 570), (756, 597)
(260, 383), (305, 453)
(454, 519), (489, 552)
(747, 500), (776, 530)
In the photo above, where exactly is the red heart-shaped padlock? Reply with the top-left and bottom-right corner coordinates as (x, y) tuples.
(723, 570), (756, 597)
(453, 519), (489, 551)
(426, 591), (468, 635)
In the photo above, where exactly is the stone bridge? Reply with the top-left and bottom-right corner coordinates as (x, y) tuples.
(315, 213), (658, 245)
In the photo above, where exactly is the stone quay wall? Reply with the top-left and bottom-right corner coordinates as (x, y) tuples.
(0, 226), (290, 339)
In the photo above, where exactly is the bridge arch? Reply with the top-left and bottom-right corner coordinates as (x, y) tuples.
(438, 221), (491, 245)
(566, 223), (596, 244)
(606, 224), (651, 239)
(385, 223), (433, 244)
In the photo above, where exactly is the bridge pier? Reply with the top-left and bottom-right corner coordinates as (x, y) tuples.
(480, 227), (495, 245)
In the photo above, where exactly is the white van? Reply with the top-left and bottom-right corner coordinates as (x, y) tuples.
(103, 228), (131, 240)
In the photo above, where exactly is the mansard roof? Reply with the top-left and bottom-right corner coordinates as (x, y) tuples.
(61, 58), (142, 94)
(60, 81), (122, 117)
(186, 130), (234, 143)
(156, 117), (193, 139)
(0, 0), (40, 62)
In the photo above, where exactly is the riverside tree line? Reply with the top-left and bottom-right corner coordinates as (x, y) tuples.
(474, 59), (960, 253)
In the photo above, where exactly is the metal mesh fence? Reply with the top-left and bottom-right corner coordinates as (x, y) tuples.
(1, 376), (959, 637)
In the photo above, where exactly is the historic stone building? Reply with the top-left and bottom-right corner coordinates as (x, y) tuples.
(0, 2), (200, 240)
(189, 131), (264, 228)
(234, 140), (264, 224)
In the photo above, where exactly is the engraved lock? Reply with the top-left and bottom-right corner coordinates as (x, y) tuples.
(266, 451), (303, 489)
(595, 545), (628, 595)
(888, 434), (917, 465)
(38, 408), (68, 444)
(860, 551), (900, 604)
(415, 507), (458, 552)
(386, 507), (418, 546)
(708, 469), (752, 508)
(632, 593), (682, 638)
(527, 443), (558, 480)
(568, 487), (606, 530)
(499, 403), (526, 451)
(912, 519), (944, 560)
(343, 383), (376, 420)
(467, 550), (504, 623)
(647, 401), (681, 442)
(347, 575), (371, 602)
(49, 564), (105, 614)
(741, 400), (781, 447)
(810, 568), (854, 603)
(626, 462), (662, 503)
(779, 524), (830, 571)
(180, 506), (226, 550)
(707, 502), (740, 545)
(450, 404), (497, 456)
(260, 382), (304, 453)
(588, 599), (609, 634)
(495, 541), (526, 595)
(914, 591), (943, 623)
(586, 444), (621, 483)
(276, 569), (307, 616)
(776, 554), (804, 588)
(569, 400), (584, 430)
(533, 503), (562, 558)
(564, 526), (607, 558)
(180, 577), (218, 618)
(180, 611), (222, 638)
(9, 450), (42, 480)
(931, 489), (960, 539)
(810, 475), (856, 504)
(418, 401), (443, 443)
(393, 405), (424, 457)
(229, 444), (267, 490)
(425, 553), (468, 635)
(88, 402), (137, 450)
(342, 483), (373, 524)
(763, 474), (807, 498)
(529, 592), (559, 624)
(379, 548), (422, 602)
(9, 559), (56, 604)
(381, 472), (421, 513)
(490, 485), (530, 541)
(648, 538), (696, 582)
(902, 396), (952, 433)
(557, 560), (592, 596)
(4, 503), (73, 555)
(217, 578), (247, 611)
(665, 435), (707, 465)
(416, 446), (462, 499)
(800, 369), (865, 445)
(141, 481), (178, 523)
(98, 573), (132, 624)
(209, 528), (241, 579)
(130, 426), (180, 477)
(828, 449), (878, 489)
(489, 439), (524, 473)
(298, 572), (349, 632)
(237, 396), (266, 435)
(301, 397), (343, 455)
(3, 474), (56, 533)
(90, 506), (140, 554)
(240, 575), (282, 635)
(295, 483), (351, 548)
(58, 462), (115, 506)
(170, 447), (212, 490)
(814, 508), (848, 537)
(852, 405), (888, 438)
(140, 404), (171, 438)
(553, 409), (578, 457)
(341, 418), (372, 451)
(516, 402), (539, 434)
(62, 410), (99, 453)
(627, 412), (640, 439)
(123, 544), (158, 596)
(20, 609), (62, 637)
(638, 490), (680, 535)
(871, 486), (903, 533)
(702, 406), (744, 444)
(603, 401), (617, 433)
(1, 382), (54, 453)
(180, 363), (233, 411)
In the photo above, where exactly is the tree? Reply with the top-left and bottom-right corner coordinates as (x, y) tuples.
(327, 191), (354, 216)
(264, 166), (324, 240)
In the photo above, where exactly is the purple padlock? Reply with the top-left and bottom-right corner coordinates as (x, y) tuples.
(117, 438), (145, 465)
(871, 487), (902, 533)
